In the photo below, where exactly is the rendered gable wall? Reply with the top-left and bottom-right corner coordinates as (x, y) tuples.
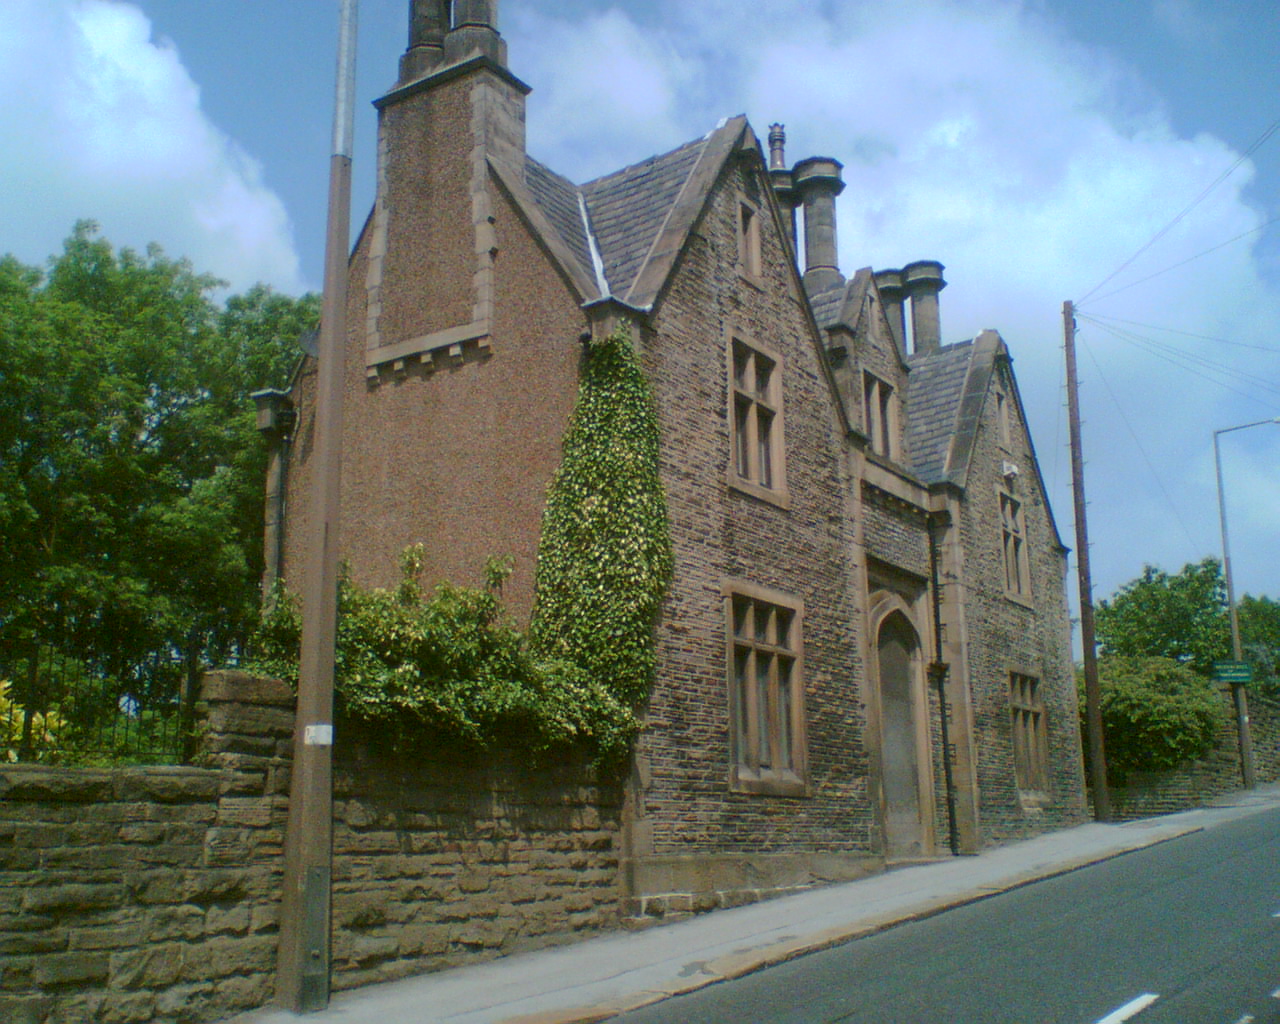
(281, 61), (584, 621)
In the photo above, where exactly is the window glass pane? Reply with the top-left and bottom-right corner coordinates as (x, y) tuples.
(756, 654), (772, 768)
(732, 597), (750, 639)
(775, 608), (794, 650)
(777, 658), (793, 769)
(734, 396), (751, 478)
(733, 343), (750, 390)
(735, 646), (751, 764)
(753, 602), (770, 644)
(756, 355), (774, 398)
(757, 409), (773, 488)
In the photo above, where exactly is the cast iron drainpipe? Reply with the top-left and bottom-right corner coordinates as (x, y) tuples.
(928, 511), (961, 856)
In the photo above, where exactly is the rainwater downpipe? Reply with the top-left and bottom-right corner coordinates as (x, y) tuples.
(928, 511), (961, 856)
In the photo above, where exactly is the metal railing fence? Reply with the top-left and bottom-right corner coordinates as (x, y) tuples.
(1, 642), (192, 764)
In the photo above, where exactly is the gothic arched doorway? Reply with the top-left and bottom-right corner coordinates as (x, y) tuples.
(878, 610), (925, 859)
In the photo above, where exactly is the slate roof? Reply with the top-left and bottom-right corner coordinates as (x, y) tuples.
(808, 284), (847, 331)
(581, 137), (707, 300)
(524, 156), (594, 287)
(513, 121), (753, 309)
(905, 341), (977, 486)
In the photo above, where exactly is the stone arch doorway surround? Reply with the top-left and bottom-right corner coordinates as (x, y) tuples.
(870, 598), (933, 860)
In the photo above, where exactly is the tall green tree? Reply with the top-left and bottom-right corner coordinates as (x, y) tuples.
(1094, 558), (1231, 675)
(0, 223), (316, 714)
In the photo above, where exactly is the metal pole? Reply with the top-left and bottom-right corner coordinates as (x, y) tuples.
(277, 0), (357, 1012)
(927, 512), (960, 856)
(1213, 418), (1275, 789)
(1063, 301), (1111, 821)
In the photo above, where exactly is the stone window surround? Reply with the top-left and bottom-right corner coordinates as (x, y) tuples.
(737, 196), (764, 285)
(1009, 670), (1050, 799)
(995, 386), (1012, 451)
(863, 371), (898, 461)
(727, 328), (789, 508)
(723, 579), (809, 798)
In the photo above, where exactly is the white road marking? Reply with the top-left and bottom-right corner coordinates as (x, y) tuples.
(1095, 993), (1160, 1023)
(1232, 1015), (1255, 1023)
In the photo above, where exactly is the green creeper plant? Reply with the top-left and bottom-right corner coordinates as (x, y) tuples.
(250, 548), (638, 765)
(529, 324), (673, 706)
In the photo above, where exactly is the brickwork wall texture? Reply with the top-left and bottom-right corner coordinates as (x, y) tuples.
(862, 486), (930, 580)
(957, 362), (1089, 844)
(0, 672), (622, 1024)
(1108, 690), (1280, 820)
(634, 155), (874, 860)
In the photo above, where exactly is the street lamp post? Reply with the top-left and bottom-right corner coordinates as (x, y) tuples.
(1212, 415), (1279, 791)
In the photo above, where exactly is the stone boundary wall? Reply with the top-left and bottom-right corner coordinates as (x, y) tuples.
(0, 672), (622, 1023)
(1108, 689), (1280, 820)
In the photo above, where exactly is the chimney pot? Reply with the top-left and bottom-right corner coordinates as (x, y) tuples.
(445, 0), (506, 64)
(401, 0), (448, 81)
(902, 259), (946, 352)
(873, 268), (908, 355)
(793, 156), (845, 294)
(768, 124), (787, 170)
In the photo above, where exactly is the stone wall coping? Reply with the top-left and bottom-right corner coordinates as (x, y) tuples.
(201, 670), (295, 707)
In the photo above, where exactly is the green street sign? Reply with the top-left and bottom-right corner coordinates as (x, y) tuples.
(1213, 660), (1253, 685)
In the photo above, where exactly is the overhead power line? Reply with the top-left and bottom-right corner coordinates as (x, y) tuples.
(1078, 114), (1280, 305)
(1078, 313), (1280, 406)
(1077, 329), (1199, 550)
(1084, 214), (1280, 306)
(1080, 313), (1280, 353)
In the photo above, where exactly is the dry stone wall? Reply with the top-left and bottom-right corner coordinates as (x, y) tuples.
(0, 671), (622, 1023)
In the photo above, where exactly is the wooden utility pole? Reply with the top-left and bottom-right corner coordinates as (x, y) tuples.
(1063, 301), (1111, 821)
(1215, 421), (1264, 789)
(277, 0), (357, 1011)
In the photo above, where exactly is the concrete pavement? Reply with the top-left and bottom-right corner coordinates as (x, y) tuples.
(225, 785), (1280, 1024)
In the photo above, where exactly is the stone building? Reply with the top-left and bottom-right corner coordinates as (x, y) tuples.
(265, 1), (1086, 914)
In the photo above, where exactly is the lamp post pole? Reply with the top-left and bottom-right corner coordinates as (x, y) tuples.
(1213, 416), (1278, 791)
(276, 0), (357, 1011)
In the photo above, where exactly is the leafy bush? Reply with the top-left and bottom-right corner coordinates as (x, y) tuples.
(0, 679), (65, 761)
(250, 548), (638, 766)
(529, 324), (672, 705)
(1084, 656), (1225, 783)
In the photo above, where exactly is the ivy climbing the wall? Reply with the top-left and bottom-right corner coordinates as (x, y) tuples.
(529, 323), (673, 706)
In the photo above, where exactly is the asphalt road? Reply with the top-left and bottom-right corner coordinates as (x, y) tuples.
(612, 807), (1280, 1024)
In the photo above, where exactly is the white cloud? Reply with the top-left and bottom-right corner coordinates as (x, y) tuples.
(0, 0), (302, 293)
(509, 7), (699, 181)
(513, 0), (1280, 599)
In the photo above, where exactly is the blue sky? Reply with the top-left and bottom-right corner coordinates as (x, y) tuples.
(2, 0), (1278, 608)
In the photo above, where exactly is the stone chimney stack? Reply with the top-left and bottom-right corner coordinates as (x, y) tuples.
(768, 124), (799, 254)
(793, 156), (845, 293)
(873, 268), (908, 355)
(903, 260), (946, 352)
(445, 0), (507, 66)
